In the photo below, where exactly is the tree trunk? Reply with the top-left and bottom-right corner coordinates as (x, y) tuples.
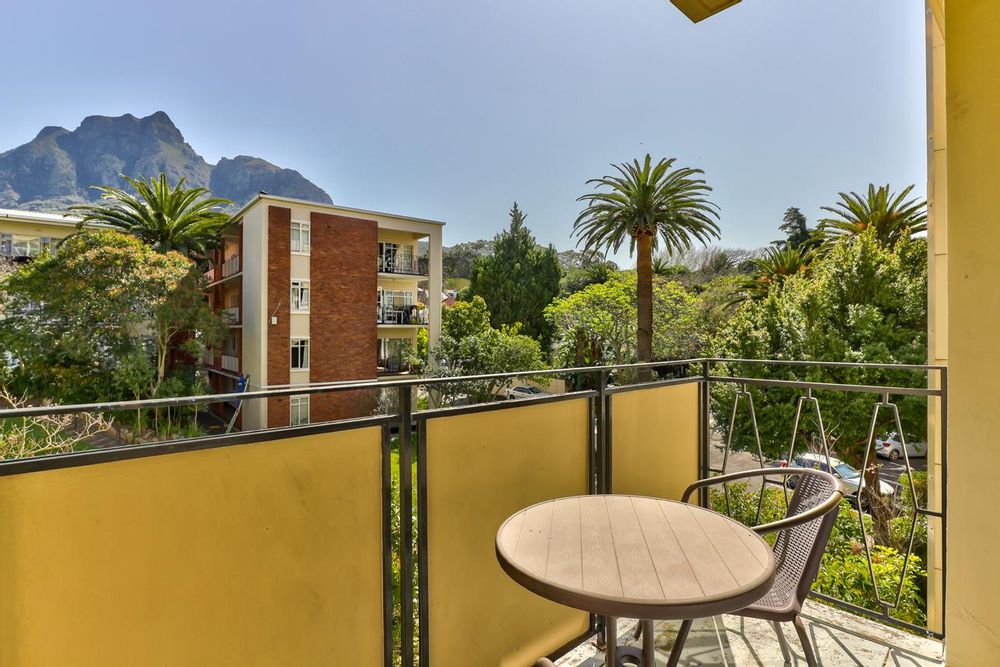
(635, 234), (654, 380)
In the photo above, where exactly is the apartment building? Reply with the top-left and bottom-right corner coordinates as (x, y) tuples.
(0, 209), (79, 259)
(203, 194), (444, 430)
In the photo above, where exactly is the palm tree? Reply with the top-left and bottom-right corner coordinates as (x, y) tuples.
(815, 184), (926, 249)
(739, 245), (812, 301)
(71, 174), (232, 260)
(574, 155), (720, 363)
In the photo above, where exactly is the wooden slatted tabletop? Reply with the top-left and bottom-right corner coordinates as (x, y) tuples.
(496, 495), (775, 620)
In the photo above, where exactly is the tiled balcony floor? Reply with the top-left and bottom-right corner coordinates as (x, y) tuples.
(557, 600), (943, 666)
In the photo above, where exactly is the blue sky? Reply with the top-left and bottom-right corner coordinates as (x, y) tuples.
(2, 0), (926, 264)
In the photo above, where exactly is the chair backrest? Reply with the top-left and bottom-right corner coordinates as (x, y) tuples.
(769, 470), (841, 613)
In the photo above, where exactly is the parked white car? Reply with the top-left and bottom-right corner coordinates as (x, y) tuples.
(783, 452), (895, 497)
(507, 385), (548, 400)
(875, 432), (928, 462)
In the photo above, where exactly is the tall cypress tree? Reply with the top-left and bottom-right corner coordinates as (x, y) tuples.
(468, 202), (562, 349)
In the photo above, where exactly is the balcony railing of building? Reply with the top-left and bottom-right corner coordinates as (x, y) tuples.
(378, 305), (429, 325)
(378, 254), (429, 276)
(0, 358), (945, 666)
(0, 235), (54, 259)
(221, 254), (240, 279)
(221, 307), (240, 325)
(220, 355), (239, 372)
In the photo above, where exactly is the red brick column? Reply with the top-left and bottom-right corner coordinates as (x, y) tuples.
(267, 206), (291, 428)
(310, 211), (378, 421)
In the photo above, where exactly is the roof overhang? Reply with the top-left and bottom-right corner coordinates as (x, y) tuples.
(669, 0), (741, 23)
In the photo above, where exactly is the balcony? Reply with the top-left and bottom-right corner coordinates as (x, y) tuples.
(378, 253), (429, 276)
(378, 304), (429, 325)
(220, 354), (239, 372)
(221, 254), (240, 278)
(221, 306), (240, 325)
(0, 359), (945, 665)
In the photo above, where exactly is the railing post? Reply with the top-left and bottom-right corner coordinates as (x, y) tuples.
(700, 359), (711, 506)
(596, 369), (609, 494)
(381, 425), (393, 667)
(398, 385), (414, 667)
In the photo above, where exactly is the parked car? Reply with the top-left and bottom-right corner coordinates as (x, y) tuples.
(507, 385), (548, 400)
(875, 432), (928, 462)
(782, 452), (895, 497)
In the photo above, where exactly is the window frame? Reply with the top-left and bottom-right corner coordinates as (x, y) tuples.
(290, 394), (310, 426)
(290, 337), (310, 370)
(290, 220), (311, 254)
(291, 279), (311, 313)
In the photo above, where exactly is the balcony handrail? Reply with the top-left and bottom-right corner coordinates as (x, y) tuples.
(0, 358), (944, 420)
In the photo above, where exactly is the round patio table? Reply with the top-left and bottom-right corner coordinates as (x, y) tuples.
(496, 494), (775, 667)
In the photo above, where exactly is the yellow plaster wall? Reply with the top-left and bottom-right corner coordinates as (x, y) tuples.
(0, 429), (385, 666)
(942, 0), (1000, 661)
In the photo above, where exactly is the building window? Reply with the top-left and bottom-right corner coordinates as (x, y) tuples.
(291, 280), (311, 312)
(290, 395), (310, 426)
(291, 221), (311, 254)
(291, 338), (310, 370)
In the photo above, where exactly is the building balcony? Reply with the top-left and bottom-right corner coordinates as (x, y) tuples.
(377, 304), (429, 325)
(0, 359), (947, 665)
(221, 307), (240, 325)
(221, 254), (240, 278)
(220, 354), (239, 372)
(378, 254), (429, 276)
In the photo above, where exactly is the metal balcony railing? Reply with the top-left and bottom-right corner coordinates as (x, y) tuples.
(0, 358), (947, 665)
(221, 307), (240, 324)
(221, 254), (240, 278)
(378, 254), (429, 276)
(377, 305), (429, 325)
(220, 355), (240, 372)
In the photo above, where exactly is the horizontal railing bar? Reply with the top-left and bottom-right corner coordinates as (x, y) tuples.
(809, 592), (944, 640)
(708, 375), (941, 397)
(706, 358), (946, 372)
(603, 376), (701, 395)
(0, 358), (945, 420)
(0, 413), (396, 476)
(0, 360), (701, 419)
(415, 390), (598, 420)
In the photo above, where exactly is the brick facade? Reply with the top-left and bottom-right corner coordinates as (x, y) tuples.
(309, 211), (378, 421)
(267, 206), (291, 428)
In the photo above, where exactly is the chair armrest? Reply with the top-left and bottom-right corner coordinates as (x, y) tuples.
(681, 467), (844, 535)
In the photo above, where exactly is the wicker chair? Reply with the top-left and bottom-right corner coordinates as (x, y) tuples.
(654, 467), (844, 667)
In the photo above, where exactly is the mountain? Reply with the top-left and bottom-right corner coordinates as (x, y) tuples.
(0, 111), (332, 212)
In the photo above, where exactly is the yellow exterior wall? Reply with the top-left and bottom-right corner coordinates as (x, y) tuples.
(0, 218), (77, 240)
(0, 428), (385, 666)
(942, 0), (1000, 662)
(610, 383), (700, 500)
(425, 400), (591, 667)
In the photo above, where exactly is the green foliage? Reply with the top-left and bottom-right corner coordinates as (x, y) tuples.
(428, 296), (547, 404)
(70, 173), (232, 260)
(468, 203), (562, 348)
(442, 239), (493, 280)
(545, 272), (703, 366)
(560, 261), (618, 296)
(712, 484), (927, 626)
(739, 245), (812, 301)
(573, 154), (721, 257)
(816, 184), (927, 250)
(0, 230), (225, 404)
(776, 207), (815, 250)
(710, 229), (928, 464)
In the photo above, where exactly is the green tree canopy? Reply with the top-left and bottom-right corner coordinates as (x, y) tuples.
(816, 184), (927, 249)
(0, 230), (226, 403)
(468, 202), (562, 347)
(545, 272), (704, 368)
(70, 173), (232, 260)
(775, 207), (814, 250)
(710, 228), (928, 467)
(428, 296), (547, 405)
(573, 155), (720, 364)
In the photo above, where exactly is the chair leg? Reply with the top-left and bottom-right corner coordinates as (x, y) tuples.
(665, 619), (693, 667)
(792, 615), (818, 667)
(771, 621), (791, 665)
